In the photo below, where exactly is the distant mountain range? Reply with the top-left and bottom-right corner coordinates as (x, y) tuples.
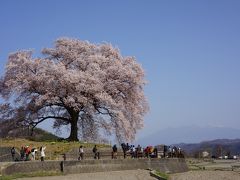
(174, 139), (240, 156)
(136, 126), (240, 145)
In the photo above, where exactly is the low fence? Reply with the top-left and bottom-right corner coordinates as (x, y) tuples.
(1, 158), (188, 175)
(62, 151), (137, 160)
(62, 147), (166, 160)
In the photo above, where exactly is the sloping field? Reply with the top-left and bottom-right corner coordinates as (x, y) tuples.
(169, 171), (240, 180)
(187, 159), (240, 171)
(0, 138), (109, 161)
(18, 169), (156, 180)
(169, 159), (240, 180)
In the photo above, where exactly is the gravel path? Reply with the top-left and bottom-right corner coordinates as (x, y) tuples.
(169, 170), (240, 180)
(19, 170), (156, 180)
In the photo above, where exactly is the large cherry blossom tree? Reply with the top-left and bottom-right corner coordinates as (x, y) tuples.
(0, 38), (148, 141)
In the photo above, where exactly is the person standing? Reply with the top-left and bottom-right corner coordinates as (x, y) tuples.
(136, 145), (142, 158)
(78, 145), (84, 160)
(112, 144), (118, 159)
(92, 145), (99, 159)
(25, 146), (31, 161)
(31, 147), (38, 160)
(121, 143), (127, 159)
(20, 146), (25, 161)
(131, 145), (136, 158)
(10, 147), (16, 161)
(40, 146), (46, 161)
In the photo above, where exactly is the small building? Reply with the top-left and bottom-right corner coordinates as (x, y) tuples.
(202, 151), (209, 158)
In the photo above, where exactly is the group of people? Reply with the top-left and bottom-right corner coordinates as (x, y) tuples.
(10, 143), (184, 162)
(77, 143), (159, 160)
(77, 144), (126, 160)
(121, 143), (148, 158)
(121, 143), (184, 159)
(10, 146), (46, 161)
(167, 146), (184, 158)
(77, 144), (100, 160)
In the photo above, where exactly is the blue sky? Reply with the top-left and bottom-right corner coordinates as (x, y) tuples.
(0, 0), (240, 140)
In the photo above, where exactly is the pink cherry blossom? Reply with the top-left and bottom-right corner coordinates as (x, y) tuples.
(0, 38), (149, 142)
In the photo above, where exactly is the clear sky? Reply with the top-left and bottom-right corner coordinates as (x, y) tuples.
(0, 0), (240, 140)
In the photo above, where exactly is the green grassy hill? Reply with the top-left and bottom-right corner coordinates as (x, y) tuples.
(0, 138), (110, 160)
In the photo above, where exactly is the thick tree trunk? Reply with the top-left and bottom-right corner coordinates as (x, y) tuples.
(67, 110), (79, 141)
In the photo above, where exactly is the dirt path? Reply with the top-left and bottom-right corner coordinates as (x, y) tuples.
(169, 170), (240, 180)
(19, 170), (156, 180)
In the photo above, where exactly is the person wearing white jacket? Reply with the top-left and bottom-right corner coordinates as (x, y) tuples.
(31, 148), (38, 160)
(40, 146), (46, 161)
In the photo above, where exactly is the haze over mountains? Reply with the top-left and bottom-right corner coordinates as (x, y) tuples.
(175, 138), (240, 156)
(136, 126), (240, 146)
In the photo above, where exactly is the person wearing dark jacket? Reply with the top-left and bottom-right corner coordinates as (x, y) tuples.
(92, 145), (99, 159)
(11, 147), (15, 161)
(112, 144), (117, 159)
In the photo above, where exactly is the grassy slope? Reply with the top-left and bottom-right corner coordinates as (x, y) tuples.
(0, 138), (109, 160)
(0, 171), (63, 180)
